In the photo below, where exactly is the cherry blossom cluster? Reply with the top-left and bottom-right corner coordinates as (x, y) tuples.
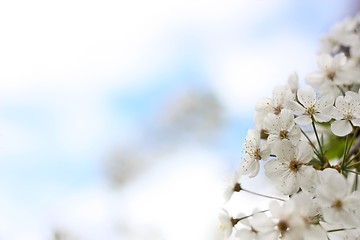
(220, 13), (360, 240)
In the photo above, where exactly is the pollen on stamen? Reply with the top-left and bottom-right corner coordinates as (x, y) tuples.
(289, 159), (302, 172)
(279, 129), (288, 139)
(277, 220), (289, 236)
(307, 105), (316, 115)
(333, 199), (343, 210)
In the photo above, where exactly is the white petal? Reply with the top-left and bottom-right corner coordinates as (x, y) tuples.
(351, 118), (360, 127)
(331, 120), (353, 136)
(298, 167), (316, 190)
(254, 111), (266, 130)
(256, 97), (273, 112)
(266, 135), (280, 146)
(313, 112), (331, 123)
(303, 225), (328, 240)
(287, 72), (299, 92)
(297, 86), (316, 107)
(306, 72), (324, 86)
(343, 191), (360, 211)
(263, 113), (281, 133)
(273, 139), (294, 162)
(260, 143), (271, 160)
(294, 114), (312, 125)
(296, 141), (313, 163)
(298, 168), (319, 194)
(280, 109), (295, 130)
(284, 100), (305, 114)
(264, 160), (288, 180)
(317, 94), (334, 107)
(279, 173), (299, 195)
(250, 212), (274, 232)
(235, 229), (255, 240)
(288, 126), (301, 145)
(243, 129), (260, 151)
(346, 90), (360, 102)
(239, 156), (259, 177)
(334, 96), (348, 114)
(333, 52), (347, 67)
(317, 54), (333, 70)
(331, 106), (344, 120)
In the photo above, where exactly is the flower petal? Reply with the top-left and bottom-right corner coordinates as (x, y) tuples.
(256, 97), (273, 112)
(296, 141), (313, 163)
(297, 86), (316, 108)
(331, 119), (352, 136)
(284, 100), (304, 114)
(279, 172), (299, 195)
(351, 118), (360, 127)
(294, 114), (312, 125)
(280, 109), (295, 130)
(264, 159), (288, 180)
(313, 112), (331, 123)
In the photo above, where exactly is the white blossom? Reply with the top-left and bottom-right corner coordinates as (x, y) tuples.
(234, 212), (263, 240)
(320, 16), (360, 54)
(306, 53), (350, 94)
(223, 171), (242, 202)
(286, 86), (334, 125)
(239, 129), (270, 177)
(253, 201), (306, 240)
(255, 85), (294, 116)
(264, 140), (316, 195)
(290, 192), (328, 240)
(316, 168), (360, 227)
(219, 209), (238, 239)
(331, 91), (360, 136)
(263, 109), (301, 147)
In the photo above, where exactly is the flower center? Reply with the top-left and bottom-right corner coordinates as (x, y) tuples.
(332, 199), (343, 210)
(307, 105), (316, 115)
(233, 183), (242, 192)
(260, 129), (269, 140)
(277, 220), (289, 236)
(327, 71), (335, 80)
(231, 217), (240, 226)
(248, 148), (261, 160)
(274, 106), (282, 115)
(344, 112), (353, 120)
(289, 159), (302, 172)
(279, 129), (288, 139)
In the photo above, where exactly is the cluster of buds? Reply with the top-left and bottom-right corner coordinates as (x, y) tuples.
(220, 13), (360, 240)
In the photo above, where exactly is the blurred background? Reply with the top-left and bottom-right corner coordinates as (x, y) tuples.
(0, 0), (358, 239)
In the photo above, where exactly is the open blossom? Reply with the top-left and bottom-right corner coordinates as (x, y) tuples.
(286, 86), (334, 125)
(264, 140), (316, 195)
(331, 91), (360, 136)
(291, 192), (328, 240)
(255, 85), (294, 116)
(320, 16), (360, 54)
(223, 171), (242, 202)
(219, 209), (238, 239)
(253, 201), (306, 240)
(306, 53), (348, 89)
(234, 212), (263, 240)
(263, 109), (301, 147)
(239, 129), (270, 177)
(316, 168), (360, 227)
